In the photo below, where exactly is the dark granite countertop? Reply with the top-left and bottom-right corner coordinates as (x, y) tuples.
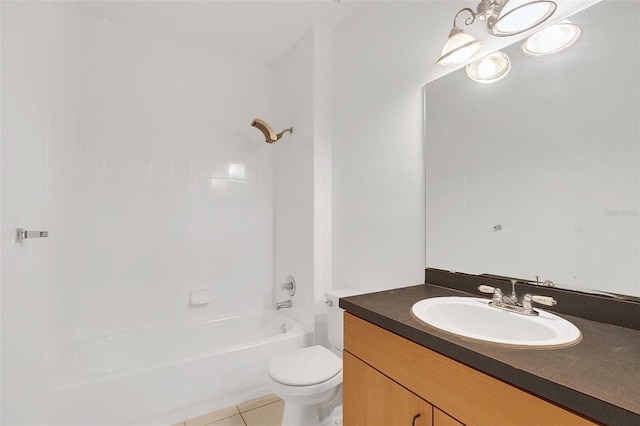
(340, 283), (640, 426)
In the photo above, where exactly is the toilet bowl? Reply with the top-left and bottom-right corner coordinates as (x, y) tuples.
(267, 288), (362, 426)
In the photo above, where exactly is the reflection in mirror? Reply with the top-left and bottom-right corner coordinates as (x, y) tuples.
(424, 0), (640, 298)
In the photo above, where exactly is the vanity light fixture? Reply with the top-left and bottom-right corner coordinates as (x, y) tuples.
(436, 9), (483, 66)
(521, 19), (582, 56)
(466, 51), (512, 83)
(437, 0), (557, 66)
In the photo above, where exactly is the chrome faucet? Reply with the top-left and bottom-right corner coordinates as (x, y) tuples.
(505, 279), (520, 305)
(275, 300), (292, 310)
(478, 283), (557, 316)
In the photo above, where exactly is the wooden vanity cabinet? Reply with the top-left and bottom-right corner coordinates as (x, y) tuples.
(344, 351), (432, 426)
(343, 313), (598, 426)
(433, 409), (463, 426)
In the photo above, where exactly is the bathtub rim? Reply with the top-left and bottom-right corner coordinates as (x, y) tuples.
(50, 309), (308, 391)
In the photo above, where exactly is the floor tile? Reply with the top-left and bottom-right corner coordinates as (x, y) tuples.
(237, 393), (281, 413)
(185, 405), (240, 426)
(241, 400), (285, 426)
(210, 414), (246, 426)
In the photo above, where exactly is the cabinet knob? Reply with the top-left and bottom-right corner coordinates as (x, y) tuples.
(412, 413), (421, 426)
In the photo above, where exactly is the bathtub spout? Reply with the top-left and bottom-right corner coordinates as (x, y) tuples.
(275, 300), (292, 310)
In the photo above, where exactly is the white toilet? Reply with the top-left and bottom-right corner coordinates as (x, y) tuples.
(268, 288), (362, 426)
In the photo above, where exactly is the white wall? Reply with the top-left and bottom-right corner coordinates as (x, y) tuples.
(332, 1), (445, 292)
(68, 14), (275, 339)
(42, 0), (86, 405)
(1, 2), (84, 423)
(272, 23), (334, 342)
(273, 29), (316, 332)
(2, 3), (53, 422)
(312, 24), (334, 345)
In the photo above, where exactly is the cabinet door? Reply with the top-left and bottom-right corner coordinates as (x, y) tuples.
(434, 408), (464, 426)
(344, 351), (432, 426)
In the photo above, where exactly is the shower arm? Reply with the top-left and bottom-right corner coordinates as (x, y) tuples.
(276, 127), (294, 140)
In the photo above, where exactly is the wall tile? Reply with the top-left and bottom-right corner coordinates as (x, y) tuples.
(55, 15), (275, 339)
(210, 160), (229, 179)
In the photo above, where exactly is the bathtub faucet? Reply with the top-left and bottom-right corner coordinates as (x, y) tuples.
(275, 300), (292, 310)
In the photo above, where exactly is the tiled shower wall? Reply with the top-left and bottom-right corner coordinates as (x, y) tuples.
(58, 14), (276, 338)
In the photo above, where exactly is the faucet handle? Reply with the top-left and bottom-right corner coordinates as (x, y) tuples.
(531, 295), (557, 306)
(478, 285), (496, 294)
(479, 285), (503, 306)
(522, 294), (557, 315)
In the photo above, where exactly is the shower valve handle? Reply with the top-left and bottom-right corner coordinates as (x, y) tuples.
(280, 275), (296, 297)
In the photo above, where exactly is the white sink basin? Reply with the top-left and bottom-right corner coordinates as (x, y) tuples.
(411, 297), (581, 348)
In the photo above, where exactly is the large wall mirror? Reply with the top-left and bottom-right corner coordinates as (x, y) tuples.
(425, 0), (640, 298)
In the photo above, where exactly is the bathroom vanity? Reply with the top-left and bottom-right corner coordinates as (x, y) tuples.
(340, 271), (640, 426)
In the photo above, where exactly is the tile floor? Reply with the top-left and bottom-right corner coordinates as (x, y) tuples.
(173, 394), (284, 426)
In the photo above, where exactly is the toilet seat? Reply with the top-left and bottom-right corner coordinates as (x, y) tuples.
(269, 345), (342, 386)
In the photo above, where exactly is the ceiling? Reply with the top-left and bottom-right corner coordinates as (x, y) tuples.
(80, 0), (602, 78)
(80, 0), (363, 67)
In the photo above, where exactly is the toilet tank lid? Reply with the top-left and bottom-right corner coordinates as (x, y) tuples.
(325, 287), (363, 301)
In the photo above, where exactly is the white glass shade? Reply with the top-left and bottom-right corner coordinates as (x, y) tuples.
(436, 31), (482, 66)
(521, 20), (582, 56)
(490, 0), (557, 36)
(465, 51), (511, 83)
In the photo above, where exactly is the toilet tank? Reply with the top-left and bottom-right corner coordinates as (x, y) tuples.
(326, 288), (363, 351)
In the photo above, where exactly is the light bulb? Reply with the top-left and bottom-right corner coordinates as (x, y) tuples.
(522, 20), (582, 56)
(465, 51), (511, 84)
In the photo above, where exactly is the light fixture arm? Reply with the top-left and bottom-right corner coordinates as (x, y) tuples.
(451, 7), (477, 34)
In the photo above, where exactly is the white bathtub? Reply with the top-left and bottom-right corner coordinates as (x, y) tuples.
(44, 311), (312, 425)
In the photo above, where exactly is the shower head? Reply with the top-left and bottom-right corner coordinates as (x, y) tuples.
(251, 118), (293, 144)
